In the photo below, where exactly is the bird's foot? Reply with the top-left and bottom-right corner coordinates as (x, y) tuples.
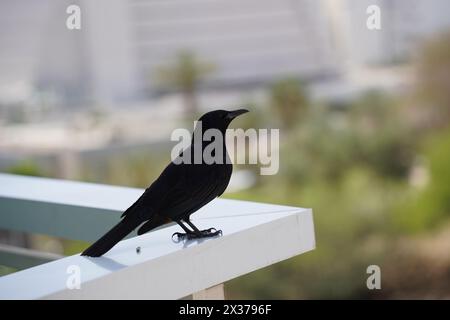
(198, 227), (222, 238)
(172, 228), (222, 242)
(172, 232), (189, 242)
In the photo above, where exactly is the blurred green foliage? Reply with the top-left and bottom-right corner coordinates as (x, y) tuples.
(269, 78), (309, 130)
(0, 265), (16, 277)
(394, 129), (450, 232)
(225, 92), (411, 298)
(415, 32), (450, 128)
(224, 35), (450, 298)
(7, 160), (43, 177)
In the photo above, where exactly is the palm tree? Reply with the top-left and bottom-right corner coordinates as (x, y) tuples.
(269, 78), (309, 130)
(157, 50), (215, 118)
(416, 32), (450, 129)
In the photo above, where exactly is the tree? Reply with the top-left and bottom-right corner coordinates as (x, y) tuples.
(269, 78), (308, 130)
(415, 32), (450, 129)
(157, 50), (215, 118)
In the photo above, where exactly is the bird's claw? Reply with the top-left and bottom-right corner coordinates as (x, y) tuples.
(200, 228), (222, 238)
(171, 232), (186, 242)
(171, 228), (222, 242)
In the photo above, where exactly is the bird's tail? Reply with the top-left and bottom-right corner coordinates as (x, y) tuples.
(81, 217), (140, 257)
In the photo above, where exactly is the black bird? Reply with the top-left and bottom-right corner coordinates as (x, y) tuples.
(81, 109), (248, 257)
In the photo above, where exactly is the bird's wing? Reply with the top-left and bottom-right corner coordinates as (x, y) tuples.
(121, 161), (225, 221)
(149, 162), (223, 219)
(120, 160), (186, 219)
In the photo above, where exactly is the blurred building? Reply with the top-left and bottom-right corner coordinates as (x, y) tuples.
(1, 0), (450, 179)
(1, 0), (339, 108)
(1, 0), (450, 109)
(130, 0), (338, 91)
(329, 0), (450, 67)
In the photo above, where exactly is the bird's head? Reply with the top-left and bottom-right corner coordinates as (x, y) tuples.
(195, 109), (249, 133)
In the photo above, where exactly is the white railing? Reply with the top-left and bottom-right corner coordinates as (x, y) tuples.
(0, 173), (315, 299)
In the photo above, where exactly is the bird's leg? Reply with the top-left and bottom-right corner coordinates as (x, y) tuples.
(185, 219), (222, 239)
(172, 220), (195, 241)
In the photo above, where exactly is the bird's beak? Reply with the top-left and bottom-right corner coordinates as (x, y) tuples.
(226, 109), (249, 120)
